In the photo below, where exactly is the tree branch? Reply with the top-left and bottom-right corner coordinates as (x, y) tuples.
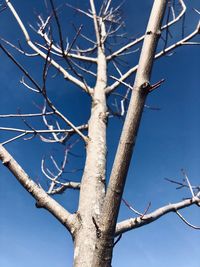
(115, 197), (200, 236)
(90, 0), (101, 46)
(36, 14), (97, 63)
(0, 42), (88, 143)
(106, 21), (200, 94)
(0, 144), (77, 235)
(0, 111), (54, 118)
(106, 0), (186, 61)
(49, 182), (81, 195)
(5, 0), (92, 93)
(175, 210), (200, 230)
(101, 0), (168, 233)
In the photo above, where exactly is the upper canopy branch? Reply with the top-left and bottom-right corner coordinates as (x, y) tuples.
(90, 0), (101, 47)
(0, 41), (88, 143)
(5, 0), (92, 94)
(35, 14), (97, 63)
(106, 21), (200, 94)
(106, 0), (186, 61)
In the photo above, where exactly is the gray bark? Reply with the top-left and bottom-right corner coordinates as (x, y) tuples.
(73, 46), (108, 266)
(91, 1), (167, 266)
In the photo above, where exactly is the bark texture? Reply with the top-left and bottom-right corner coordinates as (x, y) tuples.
(92, 1), (167, 266)
(73, 46), (108, 266)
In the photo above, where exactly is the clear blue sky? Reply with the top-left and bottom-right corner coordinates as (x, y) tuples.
(0, 1), (200, 266)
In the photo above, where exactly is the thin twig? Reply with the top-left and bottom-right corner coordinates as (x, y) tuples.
(1, 133), (27, 146)
(175, 210), (200, 230)
(122, 198), (143, 216)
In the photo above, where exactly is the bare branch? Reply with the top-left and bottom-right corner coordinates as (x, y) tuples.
(5, 0), (92, 93)
(90, 0), (101, 46)
(106, 22), (200, 94)
(106, 0), (186, 61)
(193, 8), (200, 15)
(181, 169), (195, 197)
(0, 41), (88, 142)
(0, 111), (54, 118)
(113, 234), (122, 247)
(0, 42), (42, 91)
(0, 144), (77, 234)
(42, 141), (80, 194)
(182, 41), (200, 45)
(155, 21), (200, 57)
(122, 198), (143, 216)
(148, 78), (165, 92)
(103, 1), (168, 234)
(0, 125), (87, 135)
(115, 197), (200, 236)
(50, 181), (81, 195)
(1, 133), (27, 146)
(65, 3), (93, 19)
(176, 210), (200, 230)
(36, 15), (97, 62)
(0, 37), (38, 56)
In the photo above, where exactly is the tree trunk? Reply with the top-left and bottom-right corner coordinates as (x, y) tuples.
(73, 94), (107, 266)
(73, 48), (108, 266)
(92, 1), (168, 266)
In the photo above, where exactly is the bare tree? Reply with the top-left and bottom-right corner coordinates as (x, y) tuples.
(0, 0), (200, 266)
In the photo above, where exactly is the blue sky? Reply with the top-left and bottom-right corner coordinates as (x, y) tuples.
(0, 1), (200, 266)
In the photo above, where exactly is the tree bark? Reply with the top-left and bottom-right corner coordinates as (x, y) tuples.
(73, 47), (108, 266)
(92, 1), (168, 266)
